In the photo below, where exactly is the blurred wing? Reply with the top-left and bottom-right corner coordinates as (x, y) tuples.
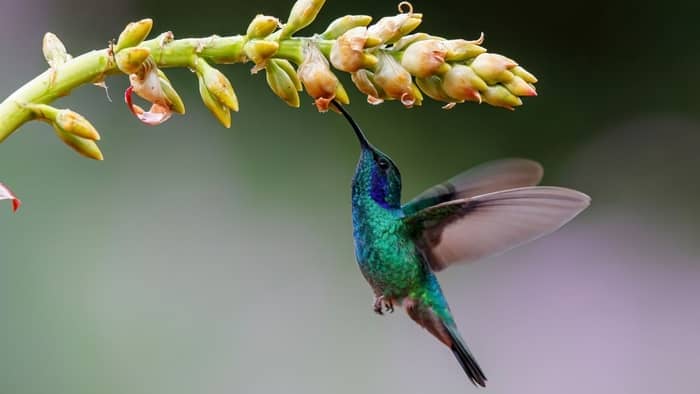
(402, 159), (543, 215)
(404, 187), (590, 271)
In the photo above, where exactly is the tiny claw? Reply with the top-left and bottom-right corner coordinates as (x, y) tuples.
(384, 299), (394, 313)
(373, 295), (386, 315)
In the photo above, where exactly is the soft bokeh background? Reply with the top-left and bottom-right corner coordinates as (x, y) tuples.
(1, 1), (698, 393)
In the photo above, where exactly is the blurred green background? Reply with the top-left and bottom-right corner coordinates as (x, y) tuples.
(1, 1), (699, 394)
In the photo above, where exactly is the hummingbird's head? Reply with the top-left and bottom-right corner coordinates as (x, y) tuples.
(333, 101), (402, 209)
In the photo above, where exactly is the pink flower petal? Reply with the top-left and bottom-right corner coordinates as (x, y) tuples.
(0, 182), (21, 212)
(124, 86), (173, 126)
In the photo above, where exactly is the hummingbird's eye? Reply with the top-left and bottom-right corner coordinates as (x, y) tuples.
(377, 158), (390, 170)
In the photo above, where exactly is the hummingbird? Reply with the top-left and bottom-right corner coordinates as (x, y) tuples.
(332, 101), (590, 387)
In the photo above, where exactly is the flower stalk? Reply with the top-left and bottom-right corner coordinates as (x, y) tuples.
(0, 1), (539, 155)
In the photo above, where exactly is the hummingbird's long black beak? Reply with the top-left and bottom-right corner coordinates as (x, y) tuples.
(331, 100), (371, 149)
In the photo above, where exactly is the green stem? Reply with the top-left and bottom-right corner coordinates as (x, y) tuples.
(0, 34), (291, 143)
(0, 49), (114, 142)
(0, 32), (343, 142)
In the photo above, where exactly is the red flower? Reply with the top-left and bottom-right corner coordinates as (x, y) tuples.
(0, 182), (21, 212)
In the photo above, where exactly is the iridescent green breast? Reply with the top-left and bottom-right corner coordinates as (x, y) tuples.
(352, 193), (426, 298)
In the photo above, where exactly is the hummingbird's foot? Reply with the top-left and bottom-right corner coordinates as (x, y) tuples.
(373, 295), (386, 315)
(384, 299), (394, 313)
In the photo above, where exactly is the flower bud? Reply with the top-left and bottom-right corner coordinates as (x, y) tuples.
(401, 39), (448, 78)
(470, 53), (518, 84)
(26, 103), (101, 142)
(55, 109), (100, 141)
(53, 126), (104, 160)
(265, 59), (301, 108)
(392, 33), (433, 51)
(408, 83), (423, 107)
(198, 74), (231, 128)
(276, 58), (303, 91)
(415, 76), (452, 102)
(482, 85), (522, 110)
(334, 81), (350, 106)
(246, 15), (280, 39)
(244, 40), (279, 72)
(298, 42), (345, 111)
(42, 32), (71, 68)
(351, 69), (383, 102)
(194, 57), (238, 111)
(374, 53), (418, 107)
(504, 76), (537, 97)
(442, 64), (487, 102)
(444, 37), (487, 61)
(321, 15), (372, 39)
(156, 70), (186, 115)
(330, 26), (372, 72)
(282, 0), (326, 37)
(512, 66), (538, 83)
(115, 47), (151, 74)
(115, 19), (153, 52)
(0, 182), (21, 212)
(366, 8), (422, 45)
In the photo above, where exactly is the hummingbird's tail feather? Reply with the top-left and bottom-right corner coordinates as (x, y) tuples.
(445, 324), (488, 387)
(405, 297), (487, 387)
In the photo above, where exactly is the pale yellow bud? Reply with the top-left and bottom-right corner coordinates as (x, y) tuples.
(42, 33), (71, 68)
(247, 15), (280, 39)
(26, 103), (100, 141)
(512, 66), (538, 83)
(330, 26), (368, 72)
(198, 74), (231, 128)
(275, 58), (303, 91)
(53, 126), (104, 160)
(194, 57), (238, 111)
(444, 38), (487, 61)
(442, 64), (487, 102)
(321, 15), (372, 39)
(392, 33), (433, 51)
(55, 109), (100, 141)
(156, 70), (186, 115)
(115, 47), (151, 74)
(282, 0), (326, 37)
(115, 19), (153, 52)
(334, 80), (350, 105)
(504, 76), (537, 97)
(408, 82), (423, 107)
(415, 76), (452, 102)
(482, 85), (522, 110)
(470, 53), (518, 84)
(401, 39), (448, 78)
(398, 16), (422, 39)
(366, 6), (422, 45)
(244, 40), (280, 71)
(265, 59), (301, 108)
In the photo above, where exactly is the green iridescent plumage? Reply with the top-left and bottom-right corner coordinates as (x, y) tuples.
(334, 101), (590, 387)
